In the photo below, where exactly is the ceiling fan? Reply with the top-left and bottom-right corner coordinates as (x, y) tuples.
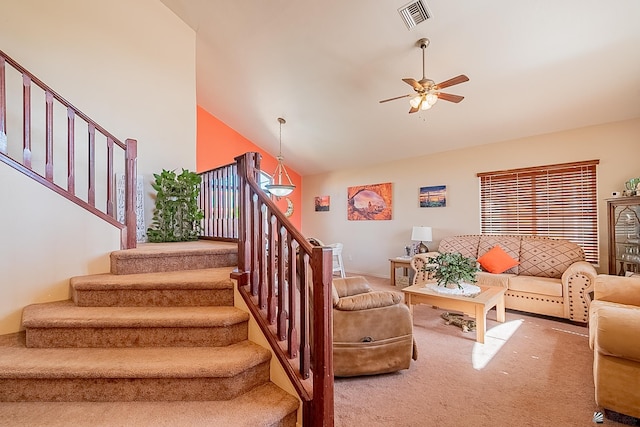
(379, 38), (469, 114)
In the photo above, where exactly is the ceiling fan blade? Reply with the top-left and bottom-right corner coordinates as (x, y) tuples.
(402, 78), (423, 91)
(379, 94), (411, 104)
(435, 74), (469, 90)
(437, 92), (464, 103)
(408, 106), (419, 114)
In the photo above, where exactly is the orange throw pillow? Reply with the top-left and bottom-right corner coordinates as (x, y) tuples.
(477, 245), (519, 274)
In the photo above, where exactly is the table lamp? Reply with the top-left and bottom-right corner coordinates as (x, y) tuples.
(411, 226), (432, 253)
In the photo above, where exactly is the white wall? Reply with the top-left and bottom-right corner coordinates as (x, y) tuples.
(301, 118), (640, 278)
(0, 0), (196, 334)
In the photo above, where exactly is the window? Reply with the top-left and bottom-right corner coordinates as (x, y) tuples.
(258, 170), (272, 194)
(478, 160), (599, 263)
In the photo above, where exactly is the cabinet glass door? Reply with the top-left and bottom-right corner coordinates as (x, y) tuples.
(613, 203), (640, 275)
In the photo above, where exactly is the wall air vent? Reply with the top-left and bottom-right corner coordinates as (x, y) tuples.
(398, 0), (432, 30)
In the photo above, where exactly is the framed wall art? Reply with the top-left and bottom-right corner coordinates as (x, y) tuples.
(347, 182), (392, 221)
(315, 196), (330, 211)
(420, 185), (446, 208)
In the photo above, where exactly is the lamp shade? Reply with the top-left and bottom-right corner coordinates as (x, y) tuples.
(411, 226), (432, 242)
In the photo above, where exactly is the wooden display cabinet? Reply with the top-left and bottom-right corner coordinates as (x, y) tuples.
(608, 196), (640, 275)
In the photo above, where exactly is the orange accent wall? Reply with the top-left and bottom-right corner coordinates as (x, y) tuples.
(196, 106), (301, 229)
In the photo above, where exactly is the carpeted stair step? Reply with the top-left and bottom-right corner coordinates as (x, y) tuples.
(110, 241), (238, 275)
(22, 301), (249, 348)
(0, 382), (298, 427)
(71, 268), (235, 307)
(0, 333), (271, 402)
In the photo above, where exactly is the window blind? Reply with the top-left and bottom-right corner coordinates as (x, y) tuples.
(478, 160), (599, 263)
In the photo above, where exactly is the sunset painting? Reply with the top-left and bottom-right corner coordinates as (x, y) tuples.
(419, 185), (446, 208)
(315, 195), (330, 211)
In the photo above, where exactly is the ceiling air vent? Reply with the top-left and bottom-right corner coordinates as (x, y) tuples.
(398, 0), (432, 30)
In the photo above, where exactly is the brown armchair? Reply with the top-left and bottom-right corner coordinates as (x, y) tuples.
(589, 274), (640, 419)
(332, 276), (417, 377)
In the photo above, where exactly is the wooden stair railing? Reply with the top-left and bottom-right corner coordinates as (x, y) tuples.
(0, 49), (137, 249)
(199, 153), (334, 426)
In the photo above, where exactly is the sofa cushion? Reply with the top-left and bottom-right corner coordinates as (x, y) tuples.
(519, 237), (584, 279)
(508, 275), (563, 297)
(333, 276), (372, 298)
(478, 235), (521, 274)
(477, 245), (520, 274)
(476, 271), (512, 289)
(438, 235), (480, 259)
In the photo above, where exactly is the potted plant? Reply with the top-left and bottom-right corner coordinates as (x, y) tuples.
(147, 168), (204, 242)
(427, 252), (478, 289)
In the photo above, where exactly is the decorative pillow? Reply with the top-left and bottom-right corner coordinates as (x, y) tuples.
(477, 245), (520, 274)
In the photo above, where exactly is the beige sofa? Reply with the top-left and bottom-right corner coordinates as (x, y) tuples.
(589, 274), (640, 420)
(410, 235), (597, 322)
(332, 276), (416, 377)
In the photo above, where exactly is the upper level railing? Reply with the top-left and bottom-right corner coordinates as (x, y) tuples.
(198, 153), (334, 426)
(199, 161), (239, 241)
(0, 49), (137, 249)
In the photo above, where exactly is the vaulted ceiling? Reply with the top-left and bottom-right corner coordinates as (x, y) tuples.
(160, 0), (640, 176)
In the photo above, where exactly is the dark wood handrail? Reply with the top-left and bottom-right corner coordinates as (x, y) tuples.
(0, 49), (137, 249)
(201, 153), (334, 426)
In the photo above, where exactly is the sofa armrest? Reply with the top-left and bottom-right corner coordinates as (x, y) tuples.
(594, 274), (640, 306)
(589, 299), (640, 363)
(333, 302), (412, 344)
(561, 261), (597, 323)
(334, 291), (403, 311)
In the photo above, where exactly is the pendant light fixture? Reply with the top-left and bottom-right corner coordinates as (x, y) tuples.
(266, 117), (296, 197)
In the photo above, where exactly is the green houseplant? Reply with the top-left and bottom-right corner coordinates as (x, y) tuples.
(427, 252), (478, 289)
(147, 168), (204, 242)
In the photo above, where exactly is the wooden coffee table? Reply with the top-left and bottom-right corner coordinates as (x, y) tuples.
(402, 283), (506, 344)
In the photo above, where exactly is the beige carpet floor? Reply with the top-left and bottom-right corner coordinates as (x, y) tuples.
(334, 274), (629, 427)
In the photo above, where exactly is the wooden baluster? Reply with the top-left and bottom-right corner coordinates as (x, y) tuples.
(22, 74), (31, 168)
(208, 170), (214, 237)
(105, 137), (114, 217)
(267, 214), (277, 322)
(287, 237), (299, 355)
(276, 226), (287, 334)
(299, 252), (310, 379)
(87, 123), (95, 207)
(124, 139), (137, 249)
(0, 56), (6, 154)
(44, 91), (54, 181)
(202, 171), (209, 237)
(251, 193), (260, 296)
(259, 204), (268, 308)
(67, 108), (75, 194)
(215, 167), (222, 236)
(232, 163), (239, 238)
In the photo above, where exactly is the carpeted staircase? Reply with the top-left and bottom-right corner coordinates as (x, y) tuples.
(0, 241), (299, 427)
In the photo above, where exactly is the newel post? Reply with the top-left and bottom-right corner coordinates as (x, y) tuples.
(124, 138), (137, 249)
(309, 246), (335, 426)
(233, 152), (261, 281)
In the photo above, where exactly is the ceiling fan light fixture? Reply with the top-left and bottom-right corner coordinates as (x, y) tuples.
(426, 92), (438, 106)
(420, 101), (432, 110)
(409, 95), (423, 108)
(265, 117), (296, 198)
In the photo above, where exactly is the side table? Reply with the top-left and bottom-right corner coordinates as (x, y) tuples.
(389, 257), (412, 286)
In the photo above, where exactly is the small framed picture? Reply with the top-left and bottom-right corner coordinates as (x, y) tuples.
(315, 196), (330, 211)
(419, 185), (446, 208)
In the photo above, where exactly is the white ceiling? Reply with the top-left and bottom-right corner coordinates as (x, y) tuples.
(160, 0), (640, 176)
